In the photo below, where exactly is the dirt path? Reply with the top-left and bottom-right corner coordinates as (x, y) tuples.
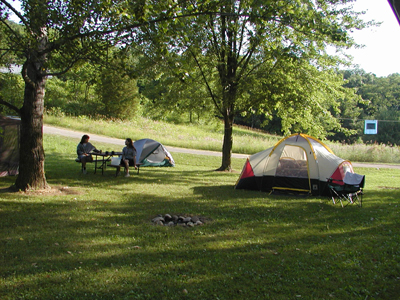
(43, 125), (400, 169)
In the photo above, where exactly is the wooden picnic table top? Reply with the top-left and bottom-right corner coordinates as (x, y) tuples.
(90, 151), (122, 156)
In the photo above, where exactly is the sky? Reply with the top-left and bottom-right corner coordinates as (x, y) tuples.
(344, 0), (400, 77)
(6, 0), (400, 77)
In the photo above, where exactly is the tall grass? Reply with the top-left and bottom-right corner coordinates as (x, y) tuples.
(44, 114), (281, 154)
(330, 142), (400, 164)
(1, 134), (400, 299)
(45, 114), (400, 164)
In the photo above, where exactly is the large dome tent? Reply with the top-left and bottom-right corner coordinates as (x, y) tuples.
(235, 133), (354, 196)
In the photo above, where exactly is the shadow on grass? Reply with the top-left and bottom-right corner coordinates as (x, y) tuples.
(2, 190), (400, 299)
(0, 186), (16, 193)
(1, 152), (400, 299)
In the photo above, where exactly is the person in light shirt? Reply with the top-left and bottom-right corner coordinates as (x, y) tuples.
(116, 138), (137, 177)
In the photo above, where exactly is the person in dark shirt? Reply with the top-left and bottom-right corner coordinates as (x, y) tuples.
(76, 135), (98, 174)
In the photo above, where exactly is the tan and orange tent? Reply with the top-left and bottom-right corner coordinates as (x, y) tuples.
(235, 133), (354, 195)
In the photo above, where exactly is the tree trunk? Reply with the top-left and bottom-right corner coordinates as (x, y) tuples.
(14, 51), (49, 191)
(217, 108), (233, 171)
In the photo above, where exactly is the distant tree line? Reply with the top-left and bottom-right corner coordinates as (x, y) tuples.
(235, 70), (400, 145)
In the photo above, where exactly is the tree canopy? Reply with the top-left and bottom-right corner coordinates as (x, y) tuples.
(131, 0), (368, 170)
(0, 0), (373, 189)
(0, 0), (201, 190)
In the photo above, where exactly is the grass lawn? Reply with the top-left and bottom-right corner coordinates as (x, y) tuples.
(1, 134), (400, 299)
(44, 114), (400, 164)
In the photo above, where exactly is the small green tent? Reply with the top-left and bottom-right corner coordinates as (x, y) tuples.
(134, 138), (175, 167)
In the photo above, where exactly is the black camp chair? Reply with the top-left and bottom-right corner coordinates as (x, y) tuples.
(328, 173), (365, 207)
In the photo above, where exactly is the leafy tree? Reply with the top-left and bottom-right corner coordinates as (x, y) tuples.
(138, 56), (216, 123)
(357, 73), (400, 144)
(358, 74), (400, 113)
(241, 58), (361, 140)
(96, 49), (140, 119)
(0, 0), (122, 190)
(136, 0), (367, 171)
(373, 107), (400, 145)
(0, 72), (24, 115)
(0, 0), (200, 190)
(329, 70), (400, 145)
(45, 63), (100, 116)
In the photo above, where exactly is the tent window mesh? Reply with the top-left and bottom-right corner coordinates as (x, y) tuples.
(275, 146), (308, 178)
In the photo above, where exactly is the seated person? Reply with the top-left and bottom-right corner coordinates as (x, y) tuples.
(116, 138), (137, 177)
(76, 134), (98, 174)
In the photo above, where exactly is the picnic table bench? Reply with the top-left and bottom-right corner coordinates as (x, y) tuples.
(75, 156), (106, 173)
(107, 157), (143, 176)
(76, 151), (142, 175)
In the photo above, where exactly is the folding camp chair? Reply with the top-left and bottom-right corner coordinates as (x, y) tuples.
(328, 173), (365, 207)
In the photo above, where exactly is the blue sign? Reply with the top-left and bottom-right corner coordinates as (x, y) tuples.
(364, 120), (378, 134)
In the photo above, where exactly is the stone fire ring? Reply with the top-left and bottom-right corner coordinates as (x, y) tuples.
(151, 214), (209, 227)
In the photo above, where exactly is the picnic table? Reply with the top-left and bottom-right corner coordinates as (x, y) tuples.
(90, 151), (142, 175)
(90, 151), (122, 175)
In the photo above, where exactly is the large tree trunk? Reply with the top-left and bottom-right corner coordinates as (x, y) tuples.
(217, 108), (234, 171)
(14, 43), (49, 191)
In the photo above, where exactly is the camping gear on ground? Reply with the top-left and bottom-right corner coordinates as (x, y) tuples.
(0, 116), (20, 177)
(235, 133), (357, 196)
(328, 173), (365, 207)
(134, 138), (175, 167)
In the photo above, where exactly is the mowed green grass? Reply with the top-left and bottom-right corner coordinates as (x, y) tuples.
(1, 134), (400, 299)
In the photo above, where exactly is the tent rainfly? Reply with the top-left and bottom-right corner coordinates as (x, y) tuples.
(134, 138), (175, 167)
(235, 133), (354, 196)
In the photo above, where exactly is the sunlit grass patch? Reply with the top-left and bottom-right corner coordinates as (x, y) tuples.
(1, 130), (400, 299)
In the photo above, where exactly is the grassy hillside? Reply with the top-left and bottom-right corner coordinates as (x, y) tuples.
(44, 114), (281, 154)
(45, 114), (400, 164)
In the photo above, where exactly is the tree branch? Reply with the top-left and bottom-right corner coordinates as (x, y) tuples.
(0, 96), (21, 115)
(187, 47), (222, 114)
(0, 19), (26, 52)
(0, 0), (30, 29)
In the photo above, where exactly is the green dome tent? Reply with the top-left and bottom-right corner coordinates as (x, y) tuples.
(134, 138), (175, 167)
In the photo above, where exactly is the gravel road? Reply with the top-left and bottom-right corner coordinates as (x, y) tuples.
(43, 125), (400, 169)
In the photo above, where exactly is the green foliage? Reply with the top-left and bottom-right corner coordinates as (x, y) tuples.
(0, 72), (23, 115)
(0, 20), (25, 66)
(138, 63), (216, 123)
(337, 71), (400, 145)
(96, 50), (141, 119)
(44, 63), (101, 116)
(128, 0), (369, 170)
(241, 61), (361, 139)
(44, 55), (143, 119)
(371, 108), (400, 145)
